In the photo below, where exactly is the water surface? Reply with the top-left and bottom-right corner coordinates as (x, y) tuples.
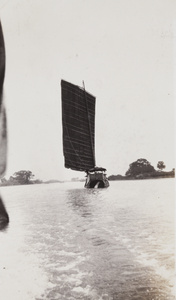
(0, 179), (175, 299)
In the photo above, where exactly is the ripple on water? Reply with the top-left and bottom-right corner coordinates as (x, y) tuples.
(0, 180), (175, 299)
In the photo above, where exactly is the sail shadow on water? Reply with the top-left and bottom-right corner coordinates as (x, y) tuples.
(0, 21), (9, 230)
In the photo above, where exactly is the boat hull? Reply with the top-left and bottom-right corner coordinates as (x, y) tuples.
(84, 171), (109, 188)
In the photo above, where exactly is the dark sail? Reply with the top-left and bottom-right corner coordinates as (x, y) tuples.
(61, 80), (96, 171)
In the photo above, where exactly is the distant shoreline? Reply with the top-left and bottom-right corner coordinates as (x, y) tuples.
(0, 172), (174, 187)
(108, 170), (175, 181)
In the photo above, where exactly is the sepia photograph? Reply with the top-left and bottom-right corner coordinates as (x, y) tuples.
(0, 0), (175, 299)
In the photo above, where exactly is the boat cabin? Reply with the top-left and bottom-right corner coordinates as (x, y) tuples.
(85, 167), (109, 188)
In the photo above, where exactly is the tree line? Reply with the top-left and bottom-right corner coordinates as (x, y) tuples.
(0, 170), (42, 186)
(0, 159), (174, 186)
(0, 170), (62, 186)
(108, 159), (175, 181)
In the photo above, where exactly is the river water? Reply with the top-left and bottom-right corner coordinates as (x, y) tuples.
(0, 179), (175, 299)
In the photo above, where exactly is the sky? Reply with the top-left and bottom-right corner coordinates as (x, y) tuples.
(0, 0), (175, 181)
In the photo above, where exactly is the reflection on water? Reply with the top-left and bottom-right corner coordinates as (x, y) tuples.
(0, 179), (175, 299)
(67, 188), (101, 219)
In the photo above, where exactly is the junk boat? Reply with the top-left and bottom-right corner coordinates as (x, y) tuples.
(61, 79), (109, 188)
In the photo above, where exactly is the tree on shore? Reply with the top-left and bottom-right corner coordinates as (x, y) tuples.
(157, 161), (166, 171)
(125, 158), (155, 177)
(10, 170), (34, 185)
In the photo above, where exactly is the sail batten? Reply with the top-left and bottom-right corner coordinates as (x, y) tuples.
(63, 121), (94, 135)
(62, 97), (95, 111)
(61, 80), (96, 171)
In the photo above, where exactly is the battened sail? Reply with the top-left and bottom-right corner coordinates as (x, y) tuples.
(61, 80), (96, 171)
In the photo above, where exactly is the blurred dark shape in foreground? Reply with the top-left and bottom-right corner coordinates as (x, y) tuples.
(0, 196), (9, 230)
(0, 21), (9, 230)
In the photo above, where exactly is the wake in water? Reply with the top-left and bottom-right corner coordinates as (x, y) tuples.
(0, 180), (175, 299)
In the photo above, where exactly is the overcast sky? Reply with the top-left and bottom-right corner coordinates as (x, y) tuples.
(0, 0), (175, 180)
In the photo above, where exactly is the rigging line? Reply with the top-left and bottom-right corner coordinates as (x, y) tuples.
(82, 81), (96, 167)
